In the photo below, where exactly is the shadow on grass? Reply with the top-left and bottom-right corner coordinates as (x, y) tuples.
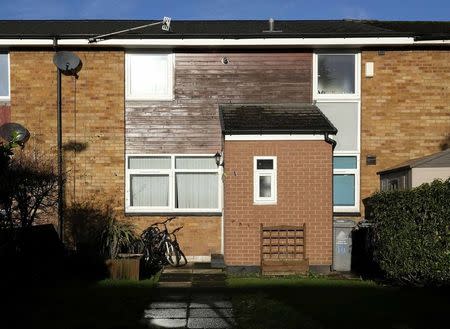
(19, 277), (450, 329)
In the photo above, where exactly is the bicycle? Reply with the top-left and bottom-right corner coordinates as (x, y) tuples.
(140, 216), (187, 274)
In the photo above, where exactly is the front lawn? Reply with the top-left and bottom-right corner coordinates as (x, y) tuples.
(16, 276), (450, 329)
(228, 276), (450, 329)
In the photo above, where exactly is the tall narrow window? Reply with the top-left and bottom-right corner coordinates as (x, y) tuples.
(125, 53), (174, 100)
(0, 53), (9, 99)
(333, 156), (359, 211)
(254, 156), (277, 204)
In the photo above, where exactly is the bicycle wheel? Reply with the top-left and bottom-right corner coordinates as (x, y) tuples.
(174, 247), (188, 267)
(163, 240), (177, 265)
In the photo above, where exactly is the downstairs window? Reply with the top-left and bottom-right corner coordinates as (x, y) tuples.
(126, 155), (221, 213)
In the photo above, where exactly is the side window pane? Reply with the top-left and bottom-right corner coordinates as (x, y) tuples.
(333, 156), (357, 169)
(130, 175), (169, 207)
(257, 159), (273, 170)
(0, 54), (9, 97)
(259, 175), (272, 197)
(317, 102), (358, 152)
(175, 157), (216, 169)
(175, 173), (218, 208)
(333, 174), (355, 206)
(128, 156), (171, 169)
(318, 55), (355, 94)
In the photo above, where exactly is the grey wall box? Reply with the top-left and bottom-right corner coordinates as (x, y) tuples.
(333, 219), (356, 272)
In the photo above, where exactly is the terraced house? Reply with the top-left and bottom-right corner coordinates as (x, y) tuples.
(0, 20), (448, 273)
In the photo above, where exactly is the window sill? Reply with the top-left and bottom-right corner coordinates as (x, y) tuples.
(253, 202), (277, 206)
(125, 211), (222, 217)
(125, 96), (174, 102)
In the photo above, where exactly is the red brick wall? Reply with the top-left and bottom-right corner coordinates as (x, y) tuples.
(0, 103), (10, 125)
(224, 140), (333, 266)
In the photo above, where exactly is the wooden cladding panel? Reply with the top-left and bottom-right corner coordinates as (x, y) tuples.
(126, 52), (312, 154)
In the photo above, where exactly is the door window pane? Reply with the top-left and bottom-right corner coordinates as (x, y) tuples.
(0, 54), (9, 97)
(130, 175), (169, 207)
(259, 175), (272, 198)
(318, 55), (355, 94)
(128, 156), (171, 169)
(333, 174), (355, 206)
(175, 157), (216, 169)
(175, 173), (218, 208)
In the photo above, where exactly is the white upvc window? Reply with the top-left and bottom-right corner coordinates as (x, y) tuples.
(254, 156), (277, 205)
(125, 52), (174, 101)
(333, 154), (360, 213)
(313, 52), (360, 100)
(125, 154), (222, 213)
(0, 53), (10, 100)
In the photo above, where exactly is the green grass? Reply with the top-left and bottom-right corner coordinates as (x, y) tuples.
(228, 276), (450, 329)
(21, 276), (450, 329)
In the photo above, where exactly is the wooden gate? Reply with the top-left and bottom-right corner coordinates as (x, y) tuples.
(260, 224), (309, 275)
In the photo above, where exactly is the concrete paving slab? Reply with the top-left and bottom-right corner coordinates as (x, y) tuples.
(150, 302), (188, 309)
(190, 301), (233, 309)
(146, 318), (187, 328)
(189, 308), (234, 318)
(191, 294), (228, 302)
(188, 317), (235, 328)
(144, 308), (187, 319)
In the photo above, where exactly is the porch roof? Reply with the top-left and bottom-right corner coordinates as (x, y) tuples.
(219, 104), (337, 135)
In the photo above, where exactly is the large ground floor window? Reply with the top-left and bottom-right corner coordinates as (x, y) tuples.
(333, 154), (360, 213)
(125, 154), (222, 213)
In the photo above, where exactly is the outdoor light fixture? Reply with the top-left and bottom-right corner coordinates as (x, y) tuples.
(215, 151), (223, 166)
(0, 122), (30, 147)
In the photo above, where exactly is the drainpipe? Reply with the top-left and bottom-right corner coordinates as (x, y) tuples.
(324, 132), (336, 272)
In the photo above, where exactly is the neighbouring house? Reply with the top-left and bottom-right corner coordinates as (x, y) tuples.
(0, 20), (448, 273)
(378, 148), (450, 191)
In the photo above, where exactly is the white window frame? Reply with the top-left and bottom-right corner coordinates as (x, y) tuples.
(125, 154), (222, 214)
(313, 52), (360, 100)
(125, 52), (174, 101)
(333, 153), (360, 213)
(0, 52), (10, 101)
(253, 156), (277, 205)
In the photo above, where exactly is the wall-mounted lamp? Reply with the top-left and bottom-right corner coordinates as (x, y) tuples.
(221, 57), (229, 65)
(215, 151), (223, 166)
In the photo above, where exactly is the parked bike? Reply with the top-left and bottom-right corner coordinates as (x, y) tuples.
(140, 217), (187, 275)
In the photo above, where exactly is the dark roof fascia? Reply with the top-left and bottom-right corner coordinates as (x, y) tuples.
(0, 32), (414, 39)
(222, 129), (337, 135)
(377, 165), (411, 176)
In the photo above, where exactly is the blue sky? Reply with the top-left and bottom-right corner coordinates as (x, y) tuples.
(0, 0), (448, 20)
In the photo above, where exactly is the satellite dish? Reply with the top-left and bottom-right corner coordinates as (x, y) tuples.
(0, 122), (30, 146)
(53, 51), (82, 77)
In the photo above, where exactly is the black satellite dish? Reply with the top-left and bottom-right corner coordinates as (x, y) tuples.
(0, 122), (30, 146)
(53, 51), (82, 77)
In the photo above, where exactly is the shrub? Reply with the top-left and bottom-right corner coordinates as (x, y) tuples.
(365, 179), (450, 286)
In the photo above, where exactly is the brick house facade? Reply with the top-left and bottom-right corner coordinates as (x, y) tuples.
(0, 20), (449, 272)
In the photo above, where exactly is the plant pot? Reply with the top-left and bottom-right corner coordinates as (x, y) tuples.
(105, 253), (143, 280)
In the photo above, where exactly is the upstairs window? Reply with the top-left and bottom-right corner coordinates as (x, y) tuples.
(0, 53), (9, 99)
(315, 53), (357, 97)
(125, 53), (174, 100)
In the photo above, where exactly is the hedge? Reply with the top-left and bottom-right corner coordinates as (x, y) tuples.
(364, 179), (450, 286)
